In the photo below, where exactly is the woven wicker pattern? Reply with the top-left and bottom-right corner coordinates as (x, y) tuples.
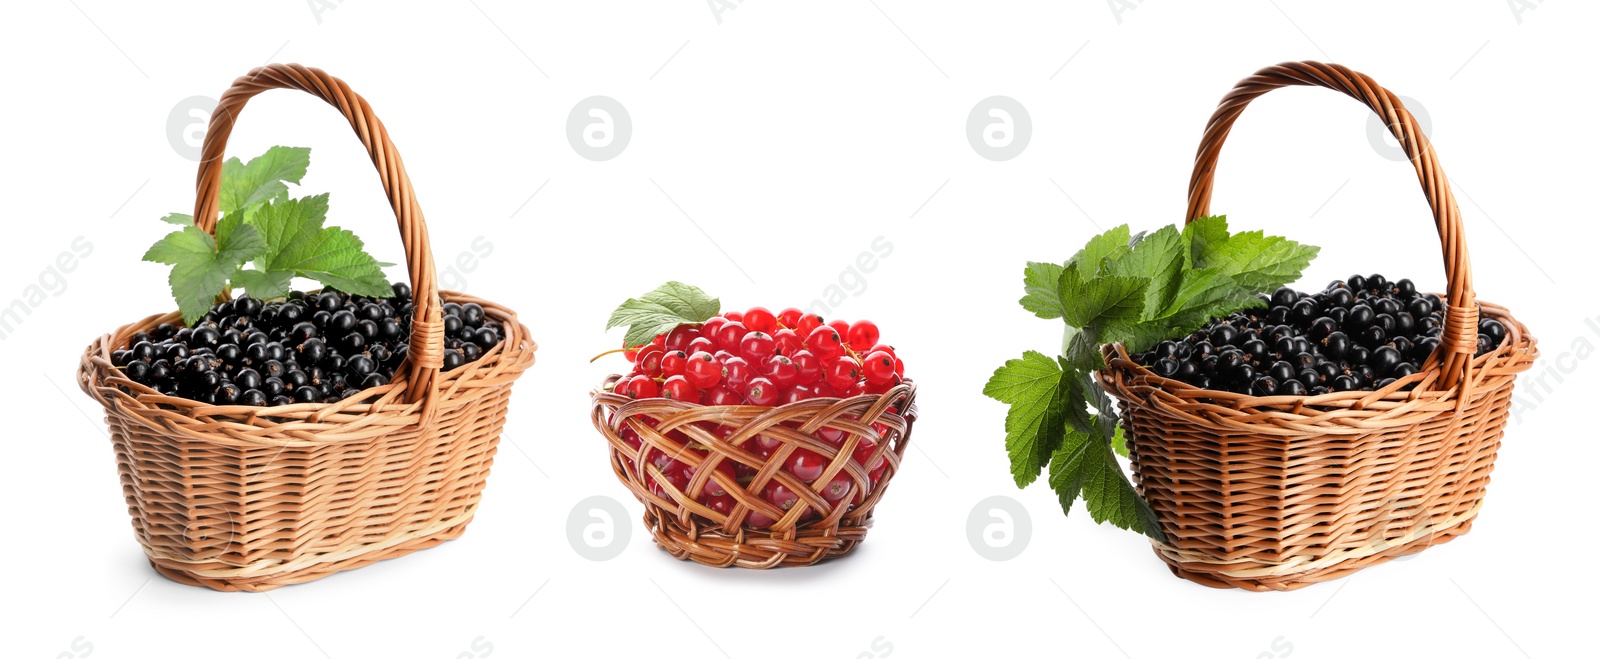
(591, 378), (916, 568)
(1099, 61), (1539, 591)
(76, 64), (536, 592)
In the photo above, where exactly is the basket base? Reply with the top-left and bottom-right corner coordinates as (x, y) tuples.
(646, 509), (873, 569)
(143, 513), (475, 592)
(1154, 517), (1475, 592)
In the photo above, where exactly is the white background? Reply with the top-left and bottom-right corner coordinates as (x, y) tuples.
(2, 1), (1595, 657)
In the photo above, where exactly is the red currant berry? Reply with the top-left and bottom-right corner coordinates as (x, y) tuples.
(701, 316), (727, 338)
(665, 325), (701, 352)
(763, 480), (800, 511)
(624, 376), (660, 399)
(687, 337), (716, 355)
(743, 307), (777, 334)
(796, 313), (824, 336)
(791, 349), (823, 383)
(745, 376), (778, 406)
(746, 510), (777, 529)
(847, 320), (880, 351)
(821, 472), (853, 502)
(685, 351), (722, 389)
(777, 308), (803, 329)
(805, 326), (846, 360)
(784, 448), (828, 482)
(765, 355), (798, 389)
(660, 350), (689, 377)
(661, 374), (696, 401)
(825, 355), (861, 390)
(637, 346), (665, 377)
(702, 385), (741, 406)
(724, 356), (755, 390)
(739, 331), (777, 363)
(777, 387), (807, 406)
(705, 493), (735, 517)
(618, 423), (642, 451)
(712, 320), (749, 352)
(772, 328), (803, 356)
(853, 437), (884, 470)
(862, 350), (895, 385)
(827, 319), (850, 339)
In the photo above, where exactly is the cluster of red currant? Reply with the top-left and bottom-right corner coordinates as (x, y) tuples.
(612, 307), (906, 529)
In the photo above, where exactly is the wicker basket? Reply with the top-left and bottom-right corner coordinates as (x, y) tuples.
(77, 64), (537, 592)
(591, 377), (916, 568)
(1097, 61), (1538, 591)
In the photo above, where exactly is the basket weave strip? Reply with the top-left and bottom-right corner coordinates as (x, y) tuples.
(591, 379), (916, 568)
(1099, 61), (1539, 591)
(77, 65), (536, 592)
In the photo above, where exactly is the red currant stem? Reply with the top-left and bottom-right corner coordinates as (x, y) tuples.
(589, 347), (630, 363)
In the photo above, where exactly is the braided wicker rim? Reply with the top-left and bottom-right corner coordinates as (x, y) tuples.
(1096, 61), (1539, 591)
(591, 377), (916, 568)
(76, 64), (537, 591)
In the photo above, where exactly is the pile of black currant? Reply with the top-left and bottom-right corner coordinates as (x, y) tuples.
(1131, 274), (1507, 396)
(110, 282), (504, 406)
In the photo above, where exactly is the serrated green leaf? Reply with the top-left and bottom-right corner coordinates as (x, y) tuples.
(1107, 225), (1185, 318)
(232, 268), (293, 300)
(606, 282), (721, 349)
(1111, 425), (1128, 457)
(142, 221), (265, 324)
(984, 351), (1069, 487)
(247, 193), (392, 298)
(1197, 227), (1320, 292)
(1062, 327), (1106, 371)
(1183, 215), (1231, 268)
(1020, 261), (1067, 319)
(219, 146), (311, 215)
(1048, 418), (1163, 540)
(160, 213), (193, 226)
(1068, 225), (1133, 273)
(1058, 264), (1148, 330)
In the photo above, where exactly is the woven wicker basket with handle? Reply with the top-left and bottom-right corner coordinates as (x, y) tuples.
(1098, 61), (1538, 591)
(591, 378), (916, 568)
(77, 64), (537, 592)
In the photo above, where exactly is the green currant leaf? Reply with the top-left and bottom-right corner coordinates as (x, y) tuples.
(983, 351), (1068, 488)
(606, 281), (721, 349)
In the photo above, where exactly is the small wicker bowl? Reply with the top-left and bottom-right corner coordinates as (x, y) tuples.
(590, 377), (916, 568)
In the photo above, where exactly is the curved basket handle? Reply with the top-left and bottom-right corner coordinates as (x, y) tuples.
(191, 64), (444, 417)
(1186, 61), (1477, 391)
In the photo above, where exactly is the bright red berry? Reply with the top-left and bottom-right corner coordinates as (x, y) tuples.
(821, 472), (853, 502)
(806, 326), (846, 360)
(791, 349), (823, 384)
(772, 328), (803, 356)
(847, 320), (880, 351)
(743, 307), (777, 334)
(763, 480), (800, 511)
(685, 351), (722, 389)
(777, 308), (803, 329)
(724, 356), (755, 390)
(661, 374), (695, 401)
(827, 319), (850, 339)
(784, 448), (828, 482)
(825, 355), (861, 390)
(862, 350), (895, 385)
(702, 385), (741, 406)
(796, 313), (824, 336)
(661, 350), (689, 377)
(665, 325), (701, 352)
(623, 375), (659, 399)
(745, 376), (778, 405)
(765, 354), (798, 389)
(739, 331), (777, 363)
(712, 320), (749, 352)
